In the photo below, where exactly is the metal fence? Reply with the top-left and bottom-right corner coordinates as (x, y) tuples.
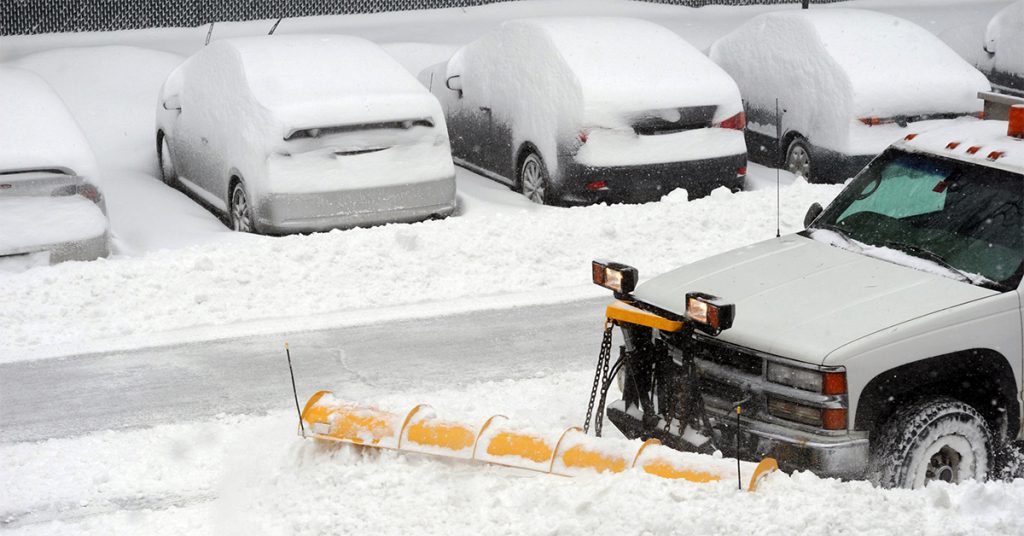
(1, 0), (846, 36)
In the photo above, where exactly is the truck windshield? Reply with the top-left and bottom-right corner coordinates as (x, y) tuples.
(811, 148), (1024, 290)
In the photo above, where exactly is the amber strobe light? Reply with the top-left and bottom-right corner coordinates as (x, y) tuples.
(685, 292), (735, 334)
(592, 260), (638, 294)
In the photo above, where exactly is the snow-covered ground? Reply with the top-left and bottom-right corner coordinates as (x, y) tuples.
(4, 370), (1024, 535)
(2, 1), (1022, 534)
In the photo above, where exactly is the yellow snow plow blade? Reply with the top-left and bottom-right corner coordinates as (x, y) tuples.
(300, 390), (779, 491)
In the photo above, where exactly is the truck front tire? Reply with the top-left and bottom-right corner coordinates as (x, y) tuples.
(868, 397), (990, 489)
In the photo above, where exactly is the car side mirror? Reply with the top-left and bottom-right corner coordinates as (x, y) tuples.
(445, 75), (463, 98)
(804, 202), (823, 228)
(162, 95), (182, 111)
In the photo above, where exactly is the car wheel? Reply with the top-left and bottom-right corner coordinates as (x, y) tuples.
(158, 134), (177, 185)
(519, 152), (550, 205)
(229, 181), (256, 233)
(869, 397), (990, 489)
(785, 138), (813, 180)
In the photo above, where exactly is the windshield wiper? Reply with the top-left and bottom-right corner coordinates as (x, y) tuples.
(882, 241), (1008, 290)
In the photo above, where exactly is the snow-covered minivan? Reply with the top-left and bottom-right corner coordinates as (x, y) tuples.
(420, 17), (747, 205)
(594, 109), (1024, 488)
(156, 35), (457, 235)
(710, 9), (991, 183)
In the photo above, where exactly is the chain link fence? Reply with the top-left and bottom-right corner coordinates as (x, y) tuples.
(1, 0), (845, 36)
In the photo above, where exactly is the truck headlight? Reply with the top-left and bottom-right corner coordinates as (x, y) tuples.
(685, 293), (735, 334)
(766, 362), (847, 395)
(592, 260), (638, 294)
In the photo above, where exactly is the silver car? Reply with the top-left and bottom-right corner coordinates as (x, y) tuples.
(155, 35), (457, 235)
(0, 67), (109, 269)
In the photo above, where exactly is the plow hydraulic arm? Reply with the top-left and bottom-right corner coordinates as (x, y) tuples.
(300, 391), (778, 491)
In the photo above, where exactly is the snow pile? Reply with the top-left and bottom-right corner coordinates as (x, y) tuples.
(985, 0), (1024, 78)
(0, 67), (99, 181)
(0, 180), (841, 361)
(710, 9), (989, 154)
(4, 370), (1024, 535)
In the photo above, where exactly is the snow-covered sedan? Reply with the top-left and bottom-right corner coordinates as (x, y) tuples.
(710, 9), (991, 183)
(420, 17), (748, 205)
(0, 68), (110, 270)
(156, 35), (457, 235)
(981, 0), (1023, 98)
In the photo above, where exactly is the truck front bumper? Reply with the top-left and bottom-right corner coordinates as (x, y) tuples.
(607, 400), (869, 480)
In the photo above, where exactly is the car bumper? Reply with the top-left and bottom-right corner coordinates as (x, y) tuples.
(557, 153), (747, 204)
(0, 230), (110, 268)
(607, 401), (869, 480)
(255, 175), (456, 234)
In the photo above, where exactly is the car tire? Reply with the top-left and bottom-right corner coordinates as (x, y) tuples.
(229, 180), (256, 234)
(868, 397), (990, 489)
(784, 137), (813, 181)
(157, 133), (177, 185)
(519, 151), (550, 205)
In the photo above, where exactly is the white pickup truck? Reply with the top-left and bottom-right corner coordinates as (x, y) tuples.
(592, 106), (1024, 488)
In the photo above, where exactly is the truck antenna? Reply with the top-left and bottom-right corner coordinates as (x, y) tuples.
(285, 342), (306, 437)
(776, 98), (782, 238)
(268, 17), (283, 35)
(204, 22), (215, 46)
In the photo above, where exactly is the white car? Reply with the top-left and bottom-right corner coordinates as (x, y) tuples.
(982, 0), (1024, 97)
(420, 17), (747, 204)
(593, 111), (1024, 488)
(0, 67), (110, 269)
(710, 9), (991, 183)
(156, 35), (457, 234)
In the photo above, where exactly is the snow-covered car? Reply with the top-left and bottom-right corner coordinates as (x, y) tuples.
(156, 35), (457, 234)
(419, 17), (747, 205)
(594, 112), (1024, 488)
(0, 67), (110, 269)
(710, 9), (991, 183)
(981, 0), (1024, 98)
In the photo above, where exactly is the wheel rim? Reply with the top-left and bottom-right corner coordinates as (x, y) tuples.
(913, 435), (975, 488)
(231, 186), (253, 233)
(521, 156), (545, 204)
(159, 138), (175, 183)
(786, 144), (811, 177)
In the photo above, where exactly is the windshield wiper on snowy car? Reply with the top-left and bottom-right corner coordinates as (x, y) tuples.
(812, 223), (859, 248)
(882, 241), (1009, 291)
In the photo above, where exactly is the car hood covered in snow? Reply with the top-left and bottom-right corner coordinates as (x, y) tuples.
(630, 234), (996, 365)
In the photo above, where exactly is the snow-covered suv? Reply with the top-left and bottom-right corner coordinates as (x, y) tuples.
(597, 111), (1024, 488)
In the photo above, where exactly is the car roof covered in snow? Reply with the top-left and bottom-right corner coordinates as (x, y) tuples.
(506, 17), (740, 117)
(0, 67), (99, 181)
(896, 120), (1024, 174)
(214, 35), (431, 107)
(713, 9), (988, 118)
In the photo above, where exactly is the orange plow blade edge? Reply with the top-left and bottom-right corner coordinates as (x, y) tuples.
(300, 391), (779, 491)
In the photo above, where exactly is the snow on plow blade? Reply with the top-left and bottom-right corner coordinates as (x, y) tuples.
(300, 390), (778, 491)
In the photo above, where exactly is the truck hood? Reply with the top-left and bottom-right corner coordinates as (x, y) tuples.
(630, 234), (997, 365)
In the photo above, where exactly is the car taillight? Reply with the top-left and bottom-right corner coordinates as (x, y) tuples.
(585, 180), (606, 190)
(737, 166), (747, 177)
(578, 130), (589, 143)
(718, 112), (746, 131)
(77, 183), (102, 203)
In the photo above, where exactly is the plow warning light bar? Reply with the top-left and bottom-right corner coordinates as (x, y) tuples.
(685, 292), (735, 334)
(592, 260), (638, 294)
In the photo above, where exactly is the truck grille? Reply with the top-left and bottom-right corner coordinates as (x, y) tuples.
(689, 336), (763, 377)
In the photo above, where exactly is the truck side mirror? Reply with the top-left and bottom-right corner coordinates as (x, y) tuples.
(162, 95), (182, 111)
(804, 202), (823, 228)
(446, 75), (463, 98)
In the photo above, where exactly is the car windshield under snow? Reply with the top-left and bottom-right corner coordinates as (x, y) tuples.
(811, 149), (1024, 290)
